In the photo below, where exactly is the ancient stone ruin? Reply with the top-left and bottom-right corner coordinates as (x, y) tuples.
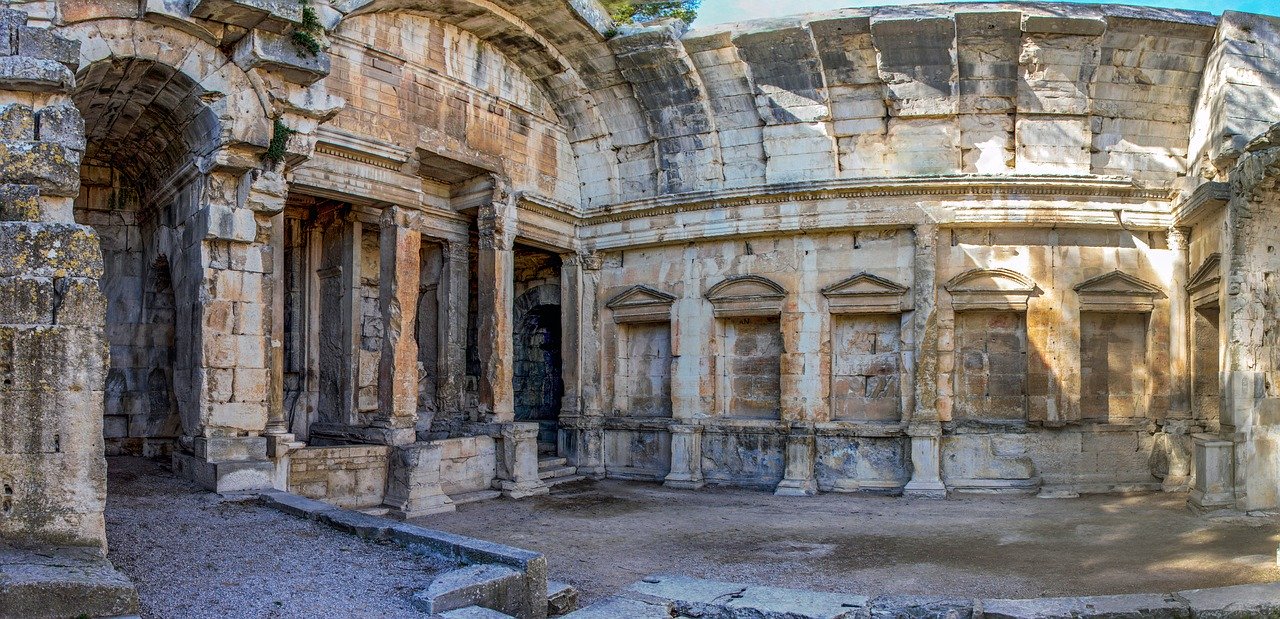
(2, 0), (1280, 616)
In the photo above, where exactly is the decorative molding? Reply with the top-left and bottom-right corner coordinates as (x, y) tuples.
(1074, 270), (1164, 313)
(706, 275), (787, 317)
(1186, 253), (1222, 310)
(605, 285), (676, 323)
(587, 175), (1175, 226)
(944, 268), (1038, 311)
(822, 272), (911, 314)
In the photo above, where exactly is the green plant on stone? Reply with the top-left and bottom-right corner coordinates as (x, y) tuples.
(291, 0), (325, 56)
(602, 0), (700, 24)
(263, 119), (296, 166)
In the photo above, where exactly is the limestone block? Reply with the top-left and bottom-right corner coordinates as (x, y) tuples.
(56, 0), (140, 24)
(871, 17), (958, 117)
(0, 141), (81, 197)
(16, 25), (79, 69)
(383, 442), (456, 518)
(0, 104), (35, 142)
(232, 29), (329, 87)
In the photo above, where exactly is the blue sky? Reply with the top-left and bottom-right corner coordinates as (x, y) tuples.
(694, 0), (1276, 26)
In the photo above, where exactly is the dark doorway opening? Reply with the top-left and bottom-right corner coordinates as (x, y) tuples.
(514, 303), (563, 453)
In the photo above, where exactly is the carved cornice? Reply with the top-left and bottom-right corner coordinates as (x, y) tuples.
(586, 175), (1176, 226)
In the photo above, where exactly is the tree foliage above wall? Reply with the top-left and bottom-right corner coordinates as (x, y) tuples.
(603, 0), (700, 24)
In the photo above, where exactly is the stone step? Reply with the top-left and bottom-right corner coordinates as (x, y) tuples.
(411, 564), (523, 616)
(438, 605), (515, 619)
(538, 465), (577, 480)
(545, 475), (586, 488)
(537, 457), (568, 469)
(450, 490), (501, 506)
(560, 595), (671, 619)
(547, 580), (580, 616)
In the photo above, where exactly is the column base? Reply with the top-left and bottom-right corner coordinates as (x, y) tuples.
(385, 498), (457, 520)
(663, 475), (705, 490)
(496, 479), (549, 499)
(774, 478), (818, 496)
(173, 452), (274, 493)
(903, 479), (948, 499)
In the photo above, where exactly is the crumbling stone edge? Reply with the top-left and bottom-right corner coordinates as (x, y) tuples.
(574, 573), (1280, 619)
(257, 490), (549, 618)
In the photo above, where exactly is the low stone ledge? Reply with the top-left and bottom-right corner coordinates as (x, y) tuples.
(258, 490), (548, 618)
(0, 546), (139, 619)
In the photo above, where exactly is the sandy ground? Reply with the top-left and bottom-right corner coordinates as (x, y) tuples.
(105, 457), (451, 619)
(420, 479), (1280, 604)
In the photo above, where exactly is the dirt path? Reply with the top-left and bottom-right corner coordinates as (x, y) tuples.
(420, 479), (1280, 604)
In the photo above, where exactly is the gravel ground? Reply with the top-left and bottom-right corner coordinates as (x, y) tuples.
(105, 457), (452, 619)
(421, 479), (1280, 605)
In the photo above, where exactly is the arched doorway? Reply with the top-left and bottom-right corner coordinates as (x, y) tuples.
(513, 285), (563, 453)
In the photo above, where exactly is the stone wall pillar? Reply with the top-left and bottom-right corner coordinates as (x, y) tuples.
(664, 424), (705, 489)
(477, 182), (516, 423)
(496, 422), (549, 498)
(173, 168), (278, 492)
(560, 251), (606, 475)
(904, 224), (947, 497)
(437, 240), (470, 419)
(0, 8), (107, 550)
(374, 207), (421, 446)
(1167, 227), (1192, 419)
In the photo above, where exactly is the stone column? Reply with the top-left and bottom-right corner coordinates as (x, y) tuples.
(496, 422), (549, 498)
(266, 209), (288, 437)
(664, 424), (705, 489)
(477, 181), (516, 423)
(904, 224), (947, 497)
(1167, 226), (1192, 419)
(775, 426), (818, 496)
(0, 9), (107, 550)
(560, 253), (584, 422)
(375, 207), (422, 446)
(1160, 226), (1194, 492)
(437, 240), (469, 418)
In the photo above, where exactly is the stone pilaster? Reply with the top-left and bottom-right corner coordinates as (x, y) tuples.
(774, 425), (818, 496)
(496, 422), (549, 498)
(374, 207), (421, 446)
(437, 240), (470, 418)
(560, 251), (606, 474)
(477, 181), (517, 423)
(664, 423), (705, 489)
(904, 224), (947, 497)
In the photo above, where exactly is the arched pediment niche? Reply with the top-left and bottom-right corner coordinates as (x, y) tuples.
(944, 268), (1038, 311)
(606, 285), (677, 323)
(706, 275), (787, 317)
(822, 272), (911, 314)
(1074, 270), (1165, 313)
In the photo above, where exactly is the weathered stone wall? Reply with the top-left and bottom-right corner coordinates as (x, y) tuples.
(288, 444), (391, 508)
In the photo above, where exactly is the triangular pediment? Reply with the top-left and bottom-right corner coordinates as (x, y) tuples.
(1186, 253), (1221, 293)
(822, 272), (909, 297)
(1073, 270), (1164, 296)
(944, 268), (1037, 293)
(606, 285), (676, 310)
(706, 275), (786, 301)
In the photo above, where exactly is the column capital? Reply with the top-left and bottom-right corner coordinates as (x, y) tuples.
(1167, 226), (1190, 251)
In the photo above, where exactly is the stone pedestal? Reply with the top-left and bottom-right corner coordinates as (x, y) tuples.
(904, 432), (947, 498)
(561, 415), (605, 478)
(174, 436), (274, 493)
(383, 442), (456, 519)
(774, 427), (818, 496)
(664, 424), (705, 489)
(496, 422), (549, 498)
(1188, 433), (1235, 512)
